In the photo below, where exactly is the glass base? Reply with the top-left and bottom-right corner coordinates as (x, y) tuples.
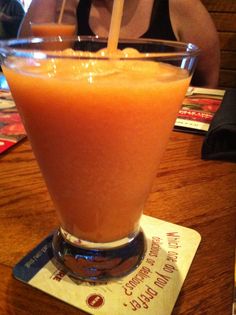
(52, 227), (146, 282)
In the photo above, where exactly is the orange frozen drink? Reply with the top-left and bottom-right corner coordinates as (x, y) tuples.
(0, 0), (199, 281)
(3, 49), (190, 243)
(0, 35), (198, 280)
(31, 22), (76, 37)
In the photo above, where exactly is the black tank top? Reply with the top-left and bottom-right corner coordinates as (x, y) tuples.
(76, 0), (177, 41)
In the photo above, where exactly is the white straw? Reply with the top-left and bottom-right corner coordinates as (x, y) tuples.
(57, 0), (67, 24)
(107, 0), (125, 54)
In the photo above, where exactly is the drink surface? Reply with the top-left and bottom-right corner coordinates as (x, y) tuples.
(31, 23), (76, 37)
(3, 53), (190, 243)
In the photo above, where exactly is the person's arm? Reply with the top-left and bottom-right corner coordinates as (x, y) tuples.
(170, 0), (220, 88)
(18, 0), (79, 37)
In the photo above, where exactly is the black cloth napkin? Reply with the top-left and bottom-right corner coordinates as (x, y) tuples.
(201, 88), (236, 162)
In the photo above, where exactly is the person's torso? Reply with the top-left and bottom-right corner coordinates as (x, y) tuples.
(76, 0), (177, 41)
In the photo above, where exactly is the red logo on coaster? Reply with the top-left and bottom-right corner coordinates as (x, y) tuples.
(86, 294), (104, 308)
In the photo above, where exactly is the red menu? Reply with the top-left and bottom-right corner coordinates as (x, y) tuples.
(174, 87), (225, 134)
(0, 89), (26, 154)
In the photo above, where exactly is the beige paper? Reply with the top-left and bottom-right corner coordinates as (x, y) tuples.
(26, 215), (201, 314)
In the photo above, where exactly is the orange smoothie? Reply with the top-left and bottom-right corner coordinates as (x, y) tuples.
(3, 55), (190, 243)
(31, 22), (76, 37)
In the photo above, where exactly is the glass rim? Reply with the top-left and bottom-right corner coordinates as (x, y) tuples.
(0, 35), (200, 61)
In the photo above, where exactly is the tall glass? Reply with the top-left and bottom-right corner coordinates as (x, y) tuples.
(0, 37), (199, 281)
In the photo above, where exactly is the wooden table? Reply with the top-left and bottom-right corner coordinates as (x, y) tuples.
(0, 132), (235, 315)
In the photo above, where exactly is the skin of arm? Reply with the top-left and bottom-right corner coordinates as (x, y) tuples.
(170, 0), (220, 88)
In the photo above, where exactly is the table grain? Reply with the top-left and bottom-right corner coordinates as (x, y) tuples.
(0, 132), (235, 315)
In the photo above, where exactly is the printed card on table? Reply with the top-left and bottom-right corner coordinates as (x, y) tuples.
(174, 86), (225, 134)
(0, 84), (26, 154)
(13, 215), (201, 314)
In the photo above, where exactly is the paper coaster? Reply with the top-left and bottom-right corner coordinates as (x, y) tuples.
(13, 215), (201, 315)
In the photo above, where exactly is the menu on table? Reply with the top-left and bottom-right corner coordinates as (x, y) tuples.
(174, 86), (225, 134)
(0, 74), (26, 154)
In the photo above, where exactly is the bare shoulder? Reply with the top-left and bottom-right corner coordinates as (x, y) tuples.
(169, 0), (218, 43)
(170, 0), (209, 17)
(169, 0), (220, 87)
